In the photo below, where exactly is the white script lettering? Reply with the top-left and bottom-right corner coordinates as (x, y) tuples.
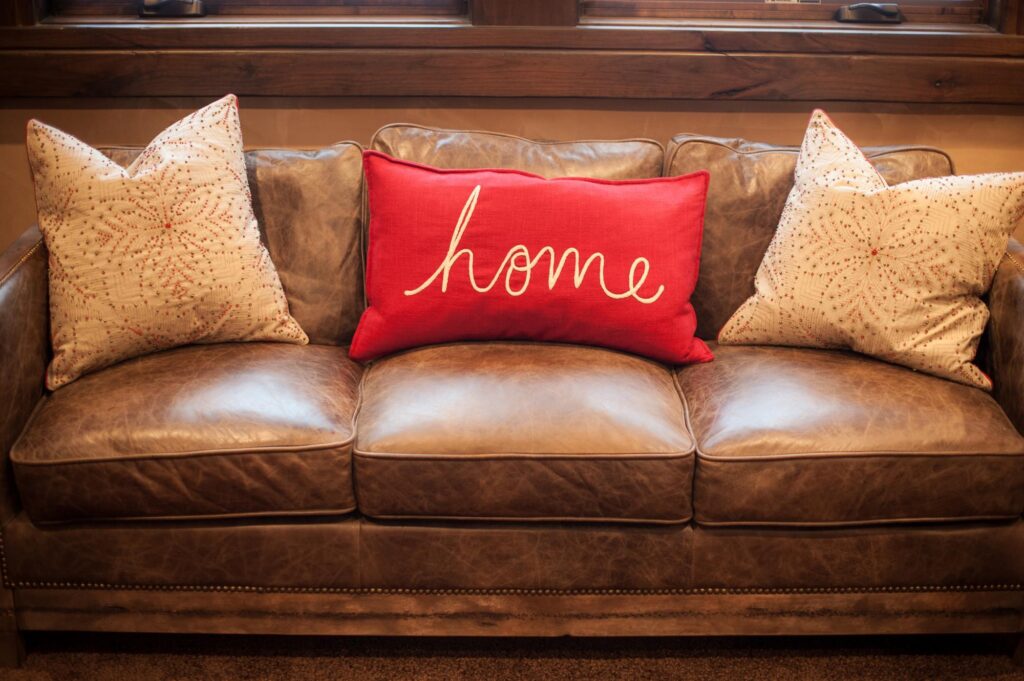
(404, 185), (665, 304)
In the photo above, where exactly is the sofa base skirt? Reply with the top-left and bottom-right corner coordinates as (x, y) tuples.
(5, 514), (1024, 593)
(4, 514), (1023, 638)
(12, 588), (1023, 637)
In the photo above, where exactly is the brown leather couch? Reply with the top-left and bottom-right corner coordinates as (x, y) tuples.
(1, 124), (1022, 666)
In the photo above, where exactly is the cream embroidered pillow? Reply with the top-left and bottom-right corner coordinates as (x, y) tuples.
(27, 95), (308, 389)
(719, 110), (1024, 389)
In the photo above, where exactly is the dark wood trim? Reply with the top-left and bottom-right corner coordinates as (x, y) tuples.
(13, 589), (1024, 639)
(3, 20), (1022, 56)
(1, 0), (1022, 103)
(0, 0), (46, 26)
(0, 631), (23, 670)
(470, 0), (579, 26)
(584, 0), (984, 23)
(988, 0), (1023, 29)
(1002, 0), (1024, 30)
(51, 0), (468, 17)
(1, 48), (1022, 102)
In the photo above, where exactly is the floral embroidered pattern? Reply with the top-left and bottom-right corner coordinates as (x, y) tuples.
(27, 95), (307, 389)
(719, 110), (1024, 389)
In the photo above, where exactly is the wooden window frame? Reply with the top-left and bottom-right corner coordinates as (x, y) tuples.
(50, 0), (468, 17)
(583, 0), (986, 24)
(0, 0), (1022, 102)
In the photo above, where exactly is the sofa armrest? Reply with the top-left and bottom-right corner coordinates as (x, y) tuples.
(989, 237), (1024, 435)
(0, 227), (48, 522)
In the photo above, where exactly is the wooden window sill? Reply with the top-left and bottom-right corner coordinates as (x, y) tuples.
(0, 18), (1022, 102)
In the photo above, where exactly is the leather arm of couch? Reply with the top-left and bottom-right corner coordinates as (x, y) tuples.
(989, 237), (1024, 436)
(0, 227), (49, 522)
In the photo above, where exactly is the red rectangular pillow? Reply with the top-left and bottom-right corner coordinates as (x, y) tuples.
(350, 151), (713, 365)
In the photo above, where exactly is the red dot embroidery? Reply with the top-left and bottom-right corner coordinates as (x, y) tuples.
(719, 109), (1024, 389)
(26, 94), (308, 389)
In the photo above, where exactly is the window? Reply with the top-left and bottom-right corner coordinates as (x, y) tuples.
(582, 0), (986, 24)
(47, 0), (993, 24)
(50, 0), (468, 17)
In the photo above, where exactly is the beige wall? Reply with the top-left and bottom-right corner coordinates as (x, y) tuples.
(2, 97), (1023, 251)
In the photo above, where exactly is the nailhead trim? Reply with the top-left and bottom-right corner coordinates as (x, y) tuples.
(2, 508), (1020, 593)
(0, 238), (42, 289)
(1, 237), (1020, 599)
(1, 517), (1021, 596)
(0, 524), (10, 591)
(2, 582), (1020, 596)
(1005, 250), (1024, 276)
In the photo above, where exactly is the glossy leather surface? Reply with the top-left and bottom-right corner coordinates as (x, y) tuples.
(246, 145), (365, 344)
(103, 144), (365, 345)
(0, 226), (48, 523)
(359, 520), (692, 590)
(4, 514), (692, 591)
(692, 521), (1024, 588)
(355, 343), (694, 523)
(5, 512), (1020, 592)
(1, 131), (1021, 644)
(4, 514), (361, 589)
(989, 238), (1024, 436)
(371, 124), (664, 179)
(665, 136), (954, 340)
(11, 343), (363, 523)
(678, 343), (1024, 526)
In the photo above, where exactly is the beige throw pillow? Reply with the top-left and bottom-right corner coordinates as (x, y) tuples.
(719, 110), (1024, 389)
(27, 95), (307, 389)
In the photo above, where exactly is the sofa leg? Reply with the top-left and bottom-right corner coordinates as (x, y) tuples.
(0, 630), (23, 668)
(0, 583), (22, 668)
(1014, 633), (1024, 667)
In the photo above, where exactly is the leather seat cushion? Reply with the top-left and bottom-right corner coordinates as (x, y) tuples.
(678, 343), (1024, 527)
(355, 343), (694, 523)
(11, 343), (362, 523)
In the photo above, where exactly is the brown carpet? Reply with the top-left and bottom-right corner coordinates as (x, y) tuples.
(0, 633), (1021, 681)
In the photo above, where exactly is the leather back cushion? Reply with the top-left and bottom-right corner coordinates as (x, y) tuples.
(371, 124), (664, 179)
(665, 136), (954, 340)
(102, 144), (365, 345)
